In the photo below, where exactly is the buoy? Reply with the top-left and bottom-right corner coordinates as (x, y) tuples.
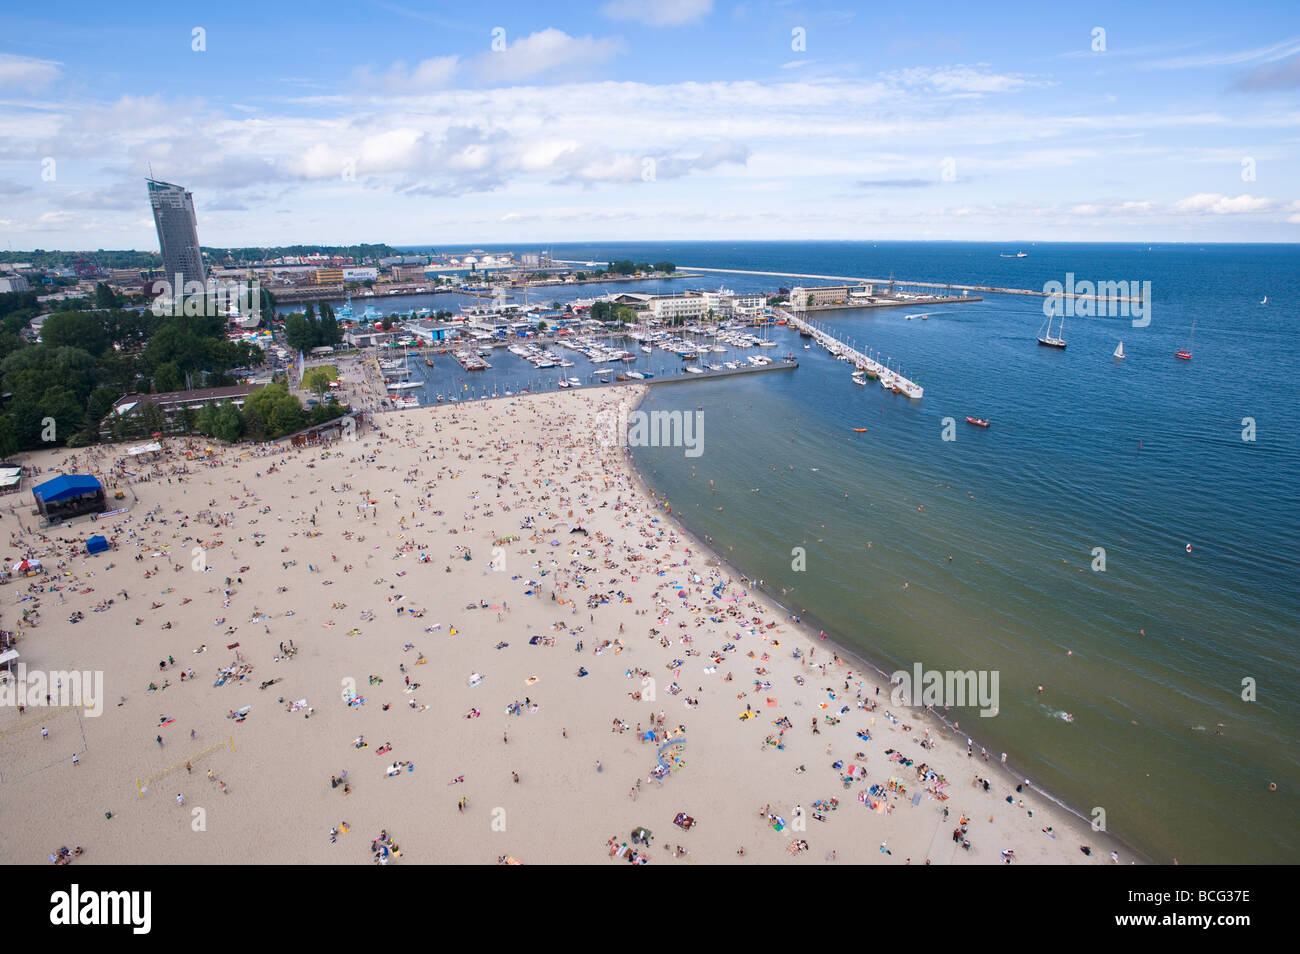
(1185, 544), (1192, 553)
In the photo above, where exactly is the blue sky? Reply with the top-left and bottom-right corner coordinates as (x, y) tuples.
(2, 0), (1298, 248)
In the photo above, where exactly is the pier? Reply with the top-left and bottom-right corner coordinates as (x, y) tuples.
(782, 311), (924, 400)
(644, 357), (797, 386)
(562, 262), (1142, 305)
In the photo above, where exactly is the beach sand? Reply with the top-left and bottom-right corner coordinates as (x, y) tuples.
(0, 386), (1134, 865)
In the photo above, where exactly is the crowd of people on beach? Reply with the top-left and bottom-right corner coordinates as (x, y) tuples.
(0, 385), (1126, 867)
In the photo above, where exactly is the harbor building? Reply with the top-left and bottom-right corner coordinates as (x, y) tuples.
(650, 295), (710, 322)
(647, 290), (766, 323)
(147, 178), (207, 290)
(790, 284), (876, 310)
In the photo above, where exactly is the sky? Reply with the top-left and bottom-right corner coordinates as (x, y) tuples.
(1, 0), (1299, 249)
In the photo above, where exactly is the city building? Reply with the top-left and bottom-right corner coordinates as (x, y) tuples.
(649, 295), (710, 322)
(344, 329), (393, 348)
(389, 264), (427, 281)
(0, 276), (30, 293)
(314, 267), (345, 284)
(147, 178), (207, 290)
(404, 321), (460, 345)
(790, 284), (876, 309)
(111, 384), (261, 423)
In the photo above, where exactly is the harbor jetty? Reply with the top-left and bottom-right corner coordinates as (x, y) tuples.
(557, 261), (1142, 306)
(783, 310), (924, 400)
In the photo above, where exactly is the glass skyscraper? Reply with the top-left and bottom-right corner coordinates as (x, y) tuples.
(147, 178), (206, 291)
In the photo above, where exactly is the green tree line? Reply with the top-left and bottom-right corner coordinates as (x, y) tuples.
(192, 383), (348, 443)
(602, 261), (675, 275)
(0, 287), (269, 455)
(283, 302), (344, 352)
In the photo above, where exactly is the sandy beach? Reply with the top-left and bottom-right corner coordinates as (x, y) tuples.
(0, 386), (1134, 865)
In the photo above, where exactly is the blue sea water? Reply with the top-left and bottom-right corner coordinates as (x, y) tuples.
(382, 241), (1298, 863)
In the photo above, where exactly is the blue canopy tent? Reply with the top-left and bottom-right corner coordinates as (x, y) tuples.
(32, 474), (106, 522)
(86, 535), (109, 555)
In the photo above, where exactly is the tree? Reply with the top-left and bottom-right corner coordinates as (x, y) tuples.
(284, 313), (310, 352)
(212, 401), (243, 442)
(194, 403), (216, 436)
(653, 262), (676, 274)
(0, 416), (18, 458)
(154, 361), (184, 393)
(40, 385), (86, 444)
(38, 311), (110, 356)
(258, 287), (276, 322)
(318, 302), (340, 347)
(138, 402), (167, 437)
(268, 401), (305, 437)
(94, 283), (119, 310)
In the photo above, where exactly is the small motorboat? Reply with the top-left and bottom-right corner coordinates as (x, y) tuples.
(852, 427), (868, 433)
(965, 417), (990, 428)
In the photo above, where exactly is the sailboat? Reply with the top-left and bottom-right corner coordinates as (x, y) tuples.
(1260, 295), (1268, 305)
(1113, 341), (1125, 360)
(1037, 312), (1067, 349)
(1176, 318), (1195, 361)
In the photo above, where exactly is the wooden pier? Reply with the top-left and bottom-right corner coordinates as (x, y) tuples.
(783, 311), (924, 400)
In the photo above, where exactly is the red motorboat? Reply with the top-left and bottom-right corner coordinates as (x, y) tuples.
(1176, 318), (1195, 360)
(965, 417), (990, 428)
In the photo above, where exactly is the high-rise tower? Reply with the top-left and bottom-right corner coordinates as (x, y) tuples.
(147, 178), (206, 291)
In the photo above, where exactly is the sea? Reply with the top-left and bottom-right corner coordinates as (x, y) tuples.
(333, 241), (1300, 864)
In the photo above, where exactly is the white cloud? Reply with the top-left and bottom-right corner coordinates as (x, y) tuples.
(0, 54), (62, 91)
(602, 0), (712, 27)
(1145, 35), (1300, 70)
(474, 29), (625, 83)
(354, 56), (460, 92)
(1172, 193), (1275, 214)
(883, 64), (1048, 94)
